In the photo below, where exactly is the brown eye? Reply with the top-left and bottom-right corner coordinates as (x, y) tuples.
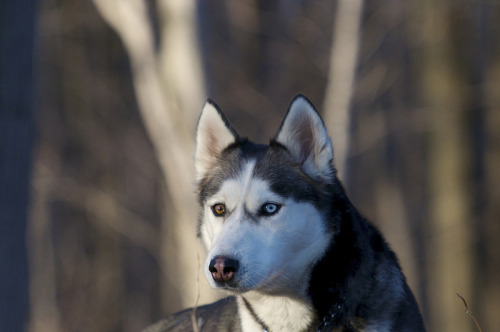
(211, 203), (226, 216)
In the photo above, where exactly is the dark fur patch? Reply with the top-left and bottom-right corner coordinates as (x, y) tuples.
(308, 195), (426, 330)
(197, 138), (337, 233)
(197, 139), (266, 204)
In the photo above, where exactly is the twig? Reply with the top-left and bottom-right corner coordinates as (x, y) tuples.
(456, 293), (482, 332)
(190, 252), (202, 332)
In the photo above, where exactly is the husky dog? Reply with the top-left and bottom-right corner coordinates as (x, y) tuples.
(144, 95), (425, 332)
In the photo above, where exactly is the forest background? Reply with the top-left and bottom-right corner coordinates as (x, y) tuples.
(1, 0), (500, 331)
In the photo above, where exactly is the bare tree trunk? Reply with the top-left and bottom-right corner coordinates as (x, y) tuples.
(27, 159), (62, 332)
(0, 0), (36, 329)
(322, 0), (364, 182)
(481, 55), (500, 331)
(92, 0), (220, 314)
(415, 1), (473, 331)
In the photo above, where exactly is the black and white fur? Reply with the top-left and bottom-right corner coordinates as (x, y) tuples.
(145, 95), (425, 332)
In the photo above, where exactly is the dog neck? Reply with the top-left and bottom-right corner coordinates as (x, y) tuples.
(237, 292), (316, 332)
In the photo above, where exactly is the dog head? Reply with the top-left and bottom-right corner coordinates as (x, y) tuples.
(195, 95), (336, 296)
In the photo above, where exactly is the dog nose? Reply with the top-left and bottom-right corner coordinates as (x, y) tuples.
(209, 256), (239, 282)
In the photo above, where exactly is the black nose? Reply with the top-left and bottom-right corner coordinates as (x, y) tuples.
(209, 256), (239, 282)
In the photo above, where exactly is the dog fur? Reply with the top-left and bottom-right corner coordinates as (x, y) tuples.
(144, 95), (425, 332)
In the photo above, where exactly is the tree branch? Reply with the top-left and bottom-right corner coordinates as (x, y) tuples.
(323, 0), (364, 181)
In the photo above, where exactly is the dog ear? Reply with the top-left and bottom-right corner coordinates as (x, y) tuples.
(195, 99), (239, 180)
(274, 95), (335, 182)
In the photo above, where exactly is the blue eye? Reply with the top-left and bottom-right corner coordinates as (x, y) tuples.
(261, 203), (281, 216)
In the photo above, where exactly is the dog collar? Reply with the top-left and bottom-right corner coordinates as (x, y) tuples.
(316, 304), (343, 331)
(242, 297), (270, 332)
(242, 297), (342, 332)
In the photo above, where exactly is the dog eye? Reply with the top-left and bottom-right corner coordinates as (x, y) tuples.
(260, 203), (280, 216)
(211, 203), (226, 216)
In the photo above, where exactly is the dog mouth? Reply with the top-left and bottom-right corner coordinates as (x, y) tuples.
(207, 256), (288, 294)
(207, 256), (243, 290)
(212, 280), (246, 292)
(207, 255), (266, 293)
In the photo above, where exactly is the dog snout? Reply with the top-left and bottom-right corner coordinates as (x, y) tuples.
(209, 256), (239, 282)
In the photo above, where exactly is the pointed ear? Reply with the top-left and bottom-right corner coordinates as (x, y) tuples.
(274, 95), (335, 182)
(195, 100), (238, 180)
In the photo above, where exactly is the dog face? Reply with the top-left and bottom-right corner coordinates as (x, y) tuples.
(195, 96), (335, 296)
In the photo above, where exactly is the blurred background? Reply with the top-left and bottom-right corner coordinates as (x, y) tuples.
(1, 0), (499, 331)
